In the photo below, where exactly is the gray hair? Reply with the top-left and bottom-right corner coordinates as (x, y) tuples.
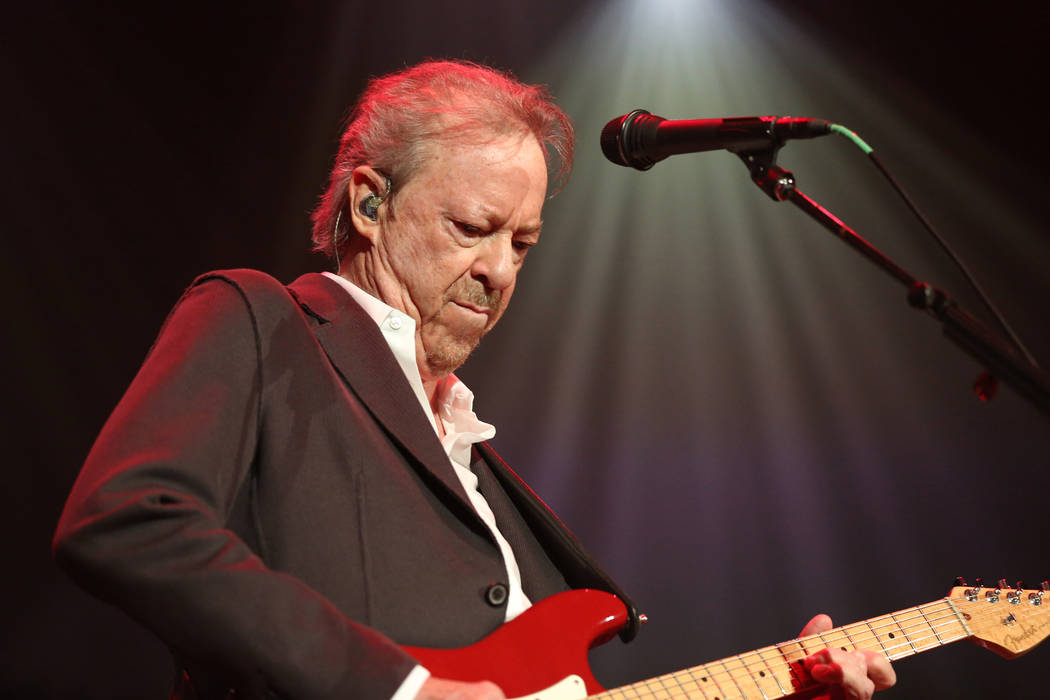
(310, 59), (574, 260)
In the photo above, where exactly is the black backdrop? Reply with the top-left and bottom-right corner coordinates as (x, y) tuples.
(4, 2), (1049, 698)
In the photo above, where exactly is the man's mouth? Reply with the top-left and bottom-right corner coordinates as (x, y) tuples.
(452, 301), (489, 317)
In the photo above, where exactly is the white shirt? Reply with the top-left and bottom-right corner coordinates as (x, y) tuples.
(321, 272), (531, 698)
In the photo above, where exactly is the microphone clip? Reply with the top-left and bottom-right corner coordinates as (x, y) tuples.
(737, 148), (796, 202)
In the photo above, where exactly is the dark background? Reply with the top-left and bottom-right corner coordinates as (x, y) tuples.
(4, 1), (1048, 697)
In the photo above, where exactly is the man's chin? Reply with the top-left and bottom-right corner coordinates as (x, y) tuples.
(423, 336), (482, 378)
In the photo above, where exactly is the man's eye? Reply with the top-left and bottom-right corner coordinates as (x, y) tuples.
(455, 221), (481, 234)
(513, 241), (534, 252)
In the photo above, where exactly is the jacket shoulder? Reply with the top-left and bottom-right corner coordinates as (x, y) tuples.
(183, 268), (306, 323)
(189, 268), (288, 297)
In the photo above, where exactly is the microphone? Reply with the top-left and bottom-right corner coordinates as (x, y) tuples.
(600, 109), (832, 170)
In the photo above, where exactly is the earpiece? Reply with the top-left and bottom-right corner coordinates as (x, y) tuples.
(356, 173), (392, 222)
(359, 193), (383, 221)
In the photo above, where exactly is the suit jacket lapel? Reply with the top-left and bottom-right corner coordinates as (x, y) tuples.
(474, 442), (643, 641)
(287, 273), (480, 522)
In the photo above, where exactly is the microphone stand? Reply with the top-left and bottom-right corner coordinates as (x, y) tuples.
(736, 147), (1050, 417)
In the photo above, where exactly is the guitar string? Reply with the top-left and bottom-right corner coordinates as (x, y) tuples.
(631, 603), (963, 699)
(590, 595), (1045, 700)
(591, 609), (952, 700)
(594, 598), (1044, 700)
(739, 598), (1036, 698)
(599, 612), (951, 700)
(721, 602), (992, 692)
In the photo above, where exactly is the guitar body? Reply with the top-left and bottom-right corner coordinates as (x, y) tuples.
(403, 589), (625, 698)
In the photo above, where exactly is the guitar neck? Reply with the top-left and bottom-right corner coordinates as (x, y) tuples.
(595, 598), (970, 700)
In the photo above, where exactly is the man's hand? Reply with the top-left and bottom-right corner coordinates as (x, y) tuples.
(415, 677), (505, 700)
(799, 614), (896, 699)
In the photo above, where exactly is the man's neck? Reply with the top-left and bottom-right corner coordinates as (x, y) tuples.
(422, 376), (441, 412)
(338, 260), (386, 310)
(337, 266), (446, 409)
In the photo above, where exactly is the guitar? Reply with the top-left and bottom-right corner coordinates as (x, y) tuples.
(405, 582), (1049, 700)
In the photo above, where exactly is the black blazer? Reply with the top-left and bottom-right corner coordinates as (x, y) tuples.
(54, 270), (637, 700)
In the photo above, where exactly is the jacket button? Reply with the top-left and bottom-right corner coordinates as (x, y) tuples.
(485, 583), (508, 607)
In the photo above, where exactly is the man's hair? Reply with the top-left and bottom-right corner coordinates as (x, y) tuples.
(310, 59), (574, 260)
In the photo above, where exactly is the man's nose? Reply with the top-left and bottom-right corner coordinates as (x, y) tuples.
(471, 237), (517, 291)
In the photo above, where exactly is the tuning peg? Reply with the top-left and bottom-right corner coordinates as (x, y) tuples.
(975, 577), (984, 588)
(955, 576), (968, 586)
(963, 576), (982, 601)
(997, 578), (1008, 590)
(1016, 581), (1025, 591)
(1042, 581), (1049, 592)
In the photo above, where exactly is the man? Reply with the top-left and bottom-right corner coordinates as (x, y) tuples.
(54, 60), (895, 699)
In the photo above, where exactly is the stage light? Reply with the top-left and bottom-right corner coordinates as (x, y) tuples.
(465, 0), (1049, 693)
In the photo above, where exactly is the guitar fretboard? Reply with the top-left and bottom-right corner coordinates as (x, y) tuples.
(594, 598), (971, 700)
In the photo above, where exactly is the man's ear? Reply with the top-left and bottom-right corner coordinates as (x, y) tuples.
(348, 166), (391, 244)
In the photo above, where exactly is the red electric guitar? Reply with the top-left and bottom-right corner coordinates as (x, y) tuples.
(405, 581), (1049, 699)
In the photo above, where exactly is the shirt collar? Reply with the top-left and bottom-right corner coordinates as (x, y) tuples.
(320, 272), (494, 446)
(322, 271), (409, 330)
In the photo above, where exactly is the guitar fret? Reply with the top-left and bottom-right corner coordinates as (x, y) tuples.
(722, 654), (772, 696)
(819, 626), (855, 655)
(667, 667), (718, 696)
(737, 655), (771, 700)
(904, 606), (941, 653)
(697, 663), (729, 700)
(888, 611), (919, 655)
(734, 649), (782, 699)
(638, 676), (662, 699)
(926, 602), (968, 646)
(771, 638), (810, 695)
(649, 673), (677, 700)
(754, 646), (790, 697)
(653, 671), (677, 700)
(844, 621), (874, 651)
(666, 669), (695, 700)
(860, 617), (877, 650)
(715, 657), (748, 699)
(669, 669), (695, 700)
(918, 604), (944, 645)
(678, 665), (711, 700)
(924, 601), (968, 647)
(625, 680), (646, 699)
(866, 613), (900, 656)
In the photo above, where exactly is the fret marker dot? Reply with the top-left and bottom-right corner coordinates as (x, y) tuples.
(888, 632), (895, 638)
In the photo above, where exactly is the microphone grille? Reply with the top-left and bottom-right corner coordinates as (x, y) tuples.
(600, 114), (631, 166)
(600, 110), (658, 170)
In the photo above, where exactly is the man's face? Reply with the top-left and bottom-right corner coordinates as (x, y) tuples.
(371, 132), (548, 381)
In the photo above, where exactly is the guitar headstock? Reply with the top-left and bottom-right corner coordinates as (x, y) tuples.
(949, 579), (1050, 658)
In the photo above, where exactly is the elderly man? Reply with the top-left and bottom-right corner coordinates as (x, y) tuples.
(54, 60), (894, 700)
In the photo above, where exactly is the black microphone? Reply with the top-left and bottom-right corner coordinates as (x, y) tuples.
(600, 109), (832, 170)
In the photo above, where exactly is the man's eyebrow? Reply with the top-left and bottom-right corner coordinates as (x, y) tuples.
(518, 220), (543, 235)
(473, 205), (543, 235)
